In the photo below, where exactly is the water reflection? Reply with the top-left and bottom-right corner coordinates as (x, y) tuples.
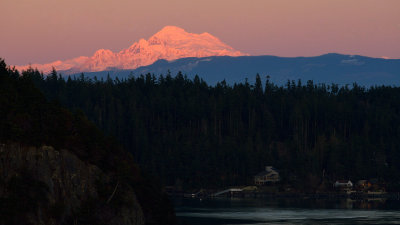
(174, 198), (400, 225)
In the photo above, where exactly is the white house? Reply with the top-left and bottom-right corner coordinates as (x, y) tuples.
(334, 180), (353, 190)
(254, 166), (280, 185)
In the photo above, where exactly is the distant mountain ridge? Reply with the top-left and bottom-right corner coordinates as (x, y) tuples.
(71, 53), (400, 87)
(14, 26), (246, 74)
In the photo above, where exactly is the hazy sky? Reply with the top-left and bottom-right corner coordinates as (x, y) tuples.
(1, 0), (400, 65)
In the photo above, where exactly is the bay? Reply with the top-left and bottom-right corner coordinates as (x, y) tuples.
(174, 197), (400, 225)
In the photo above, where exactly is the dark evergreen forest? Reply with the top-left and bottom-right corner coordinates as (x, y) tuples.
(19, 66), (400, 191)
(0, 59), (176, 225)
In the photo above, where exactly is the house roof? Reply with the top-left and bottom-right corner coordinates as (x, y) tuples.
(255, 170), (278, 177)
(336, 180), (351, 183)
(269, 167), (279, 172)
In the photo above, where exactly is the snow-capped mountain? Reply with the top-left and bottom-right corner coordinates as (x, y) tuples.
(15, 26), (247, 74)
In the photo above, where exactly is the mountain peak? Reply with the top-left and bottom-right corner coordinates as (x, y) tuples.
(93, 49), (114, 57)
(156, 26), (187, 34)
(150, 26), (193, 42)
(15, 26), (247, 74)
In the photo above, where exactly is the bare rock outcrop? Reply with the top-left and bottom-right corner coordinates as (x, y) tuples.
(0, 143), (145, 225)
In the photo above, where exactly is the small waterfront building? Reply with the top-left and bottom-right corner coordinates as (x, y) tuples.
(334, 180), (353, 191)
(254, 166), (280, 185)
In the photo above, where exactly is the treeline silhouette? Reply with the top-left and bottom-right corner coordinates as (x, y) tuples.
(22, 67), (400, 191)
(0, 60), (176, 225)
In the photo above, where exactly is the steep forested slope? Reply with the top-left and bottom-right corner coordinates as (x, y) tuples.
(0, 59), (176, 225)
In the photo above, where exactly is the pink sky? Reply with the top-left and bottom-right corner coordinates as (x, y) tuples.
(1, 0), (400, 65)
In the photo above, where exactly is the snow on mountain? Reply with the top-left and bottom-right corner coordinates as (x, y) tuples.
(14, 26), (247, 74)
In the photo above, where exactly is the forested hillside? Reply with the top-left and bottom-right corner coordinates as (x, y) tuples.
(25, 68), (400, 191)
(0, 59), (176, 225)
(69, 54), (400, 87)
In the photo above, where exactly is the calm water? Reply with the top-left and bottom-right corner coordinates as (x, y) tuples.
(174, 198), (400, 225)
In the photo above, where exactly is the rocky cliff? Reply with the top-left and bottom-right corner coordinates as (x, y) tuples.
(0, 144), (144, 225)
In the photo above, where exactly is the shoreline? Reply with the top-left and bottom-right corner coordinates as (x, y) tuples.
(168, 191), (400, 200)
